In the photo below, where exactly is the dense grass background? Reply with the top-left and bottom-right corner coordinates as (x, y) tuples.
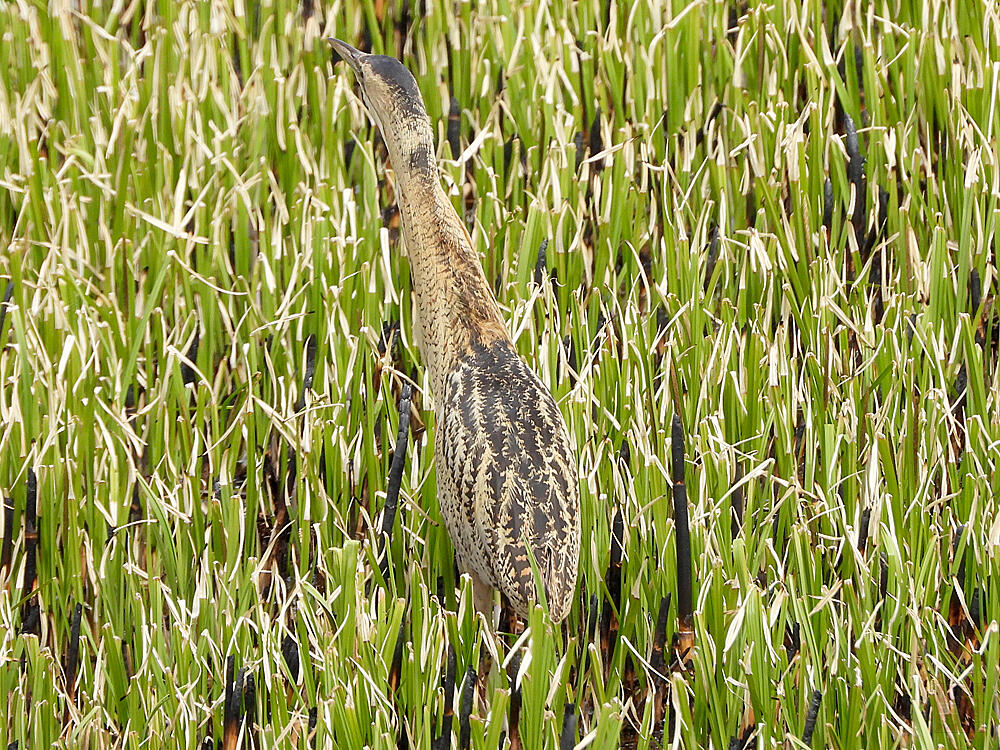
(1, 0), (999, 747)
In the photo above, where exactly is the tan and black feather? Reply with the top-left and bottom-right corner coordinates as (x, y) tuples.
(439, 339), (580, 620)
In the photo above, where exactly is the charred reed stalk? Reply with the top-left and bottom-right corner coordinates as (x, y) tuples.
(600, 506), (624, 666)
(434, 644), (457, 750)
(458, 666), (476, 750)
(802, 688), (822, 744)
(377, 382), (412, 581)
(294, 332), (318, 413)
(21, 466), (39, 635)
(671, 415), (693, 659)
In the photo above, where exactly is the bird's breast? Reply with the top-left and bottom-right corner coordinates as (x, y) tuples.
(438, 338), (581, 617)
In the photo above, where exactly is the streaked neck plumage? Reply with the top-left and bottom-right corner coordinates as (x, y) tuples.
(378, 111), (508, 402)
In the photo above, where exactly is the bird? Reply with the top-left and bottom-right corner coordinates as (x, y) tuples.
(329, 39), (581, 622)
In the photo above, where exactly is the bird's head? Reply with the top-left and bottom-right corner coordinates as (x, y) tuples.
(328, 39), (433, 174)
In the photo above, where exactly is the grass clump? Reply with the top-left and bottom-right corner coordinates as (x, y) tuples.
(1, 0), (998, 748)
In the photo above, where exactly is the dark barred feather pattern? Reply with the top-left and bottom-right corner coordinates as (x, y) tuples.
(438, 339), (580, 621)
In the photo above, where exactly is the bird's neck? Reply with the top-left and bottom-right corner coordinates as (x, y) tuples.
(392, 153), (509, 399)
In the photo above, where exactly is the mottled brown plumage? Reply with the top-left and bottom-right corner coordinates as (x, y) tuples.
(331, 39), (580, 621)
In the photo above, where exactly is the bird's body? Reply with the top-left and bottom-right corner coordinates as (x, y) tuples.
(331, 41), (580, 621)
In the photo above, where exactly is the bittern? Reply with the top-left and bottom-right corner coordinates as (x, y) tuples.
(330, 39), (580, 622)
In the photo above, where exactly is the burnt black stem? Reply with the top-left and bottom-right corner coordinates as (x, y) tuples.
(448, 97), (461, 160)
(533, 238), (549, 287)
(589, 107), (604, 171)
(223, 658), (243, 749)
(730, 461), (744, 540)
(244, 673), (257, 748)
(803, 688), (822, 743)
(703, 226), (720, 292)
(225, 655), (235, 712)
(879, 553), (888, 600)
(378, 383), (412, 580)
(0, 281), (13, 342)
(507, 652), (523, 748)
(388, 611), (406, 693)
(1, 497), (13, 573)
(600, 506), (624, 658)
(970, 269), (982, 315)
(652, 594), (670, 675)
(607, 508), (623, 609)
(65, 603), (82, 695)
(434, 645), (457, 750)
(180, 326), (200, 385)
(21, 467), (39, 634)
(858, 507), (871, 554)
(844, 112), (866, 242)
(822, 178), (833, 231)
(559, 703), (577, 750)
(295, 333), (318, 412)
(458, 666), (476, 750)
(672, 416), (692, 624)
(281, 633), (300, 682)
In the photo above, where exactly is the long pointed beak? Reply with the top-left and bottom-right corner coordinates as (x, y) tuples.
(328, 38), (363, 75)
